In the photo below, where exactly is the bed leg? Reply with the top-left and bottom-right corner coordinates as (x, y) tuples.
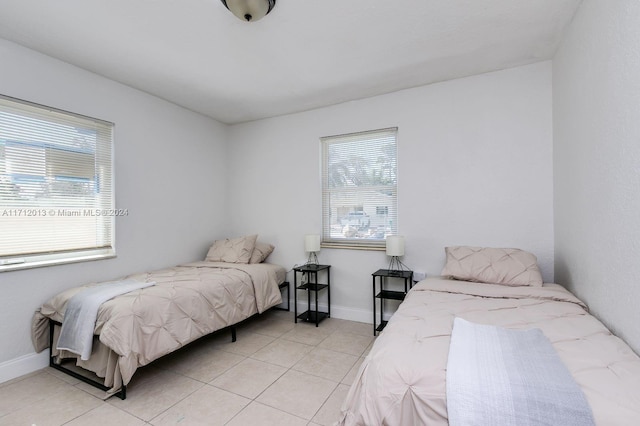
(48, 320), (55, 367)
(231, 327), (237, 342)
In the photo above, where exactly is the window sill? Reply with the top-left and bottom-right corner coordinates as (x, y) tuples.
(321, 242), (385, 251)
(0, 251), (115, 273)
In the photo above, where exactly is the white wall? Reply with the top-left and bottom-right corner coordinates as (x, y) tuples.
(0, 42), (556, 381)
(227, 62), (554, 321)
(0, 39), (229, 374)
(553, 0), (640, 353)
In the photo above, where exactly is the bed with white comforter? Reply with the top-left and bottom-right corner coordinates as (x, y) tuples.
(339, 277), (640, 426)
(31, 261), (285, 396)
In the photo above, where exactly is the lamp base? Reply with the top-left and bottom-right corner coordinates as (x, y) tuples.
(306, 252), (319, 265)
(387, 256), (407, 275)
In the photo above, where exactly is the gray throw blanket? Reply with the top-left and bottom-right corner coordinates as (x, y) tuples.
(446, 318), (595, 426)
(57, 279), (155, 360)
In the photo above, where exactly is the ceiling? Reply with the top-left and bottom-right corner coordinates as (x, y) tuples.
(0, 0), (582, 124)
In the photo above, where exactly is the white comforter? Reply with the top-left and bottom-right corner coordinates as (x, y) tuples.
(339, 277), (640, 426)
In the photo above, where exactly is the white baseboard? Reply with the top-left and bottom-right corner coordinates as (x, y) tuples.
(0, 351), (49, 384)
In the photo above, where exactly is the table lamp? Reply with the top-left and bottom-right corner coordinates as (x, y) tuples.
(304, 234), (320, 265)
(386, 235), (406, 274)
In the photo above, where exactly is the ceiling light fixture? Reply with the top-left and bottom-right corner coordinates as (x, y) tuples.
(220, 0), (276, 22)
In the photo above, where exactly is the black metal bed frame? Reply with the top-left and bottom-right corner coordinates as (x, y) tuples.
(47, 281), (290, 400)
(48, 320), (128, 399)
(48, 319), (237, 400)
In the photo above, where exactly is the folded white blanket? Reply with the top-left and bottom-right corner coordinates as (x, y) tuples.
(446, 318), (594, 426)
(57, 279), (155, 360)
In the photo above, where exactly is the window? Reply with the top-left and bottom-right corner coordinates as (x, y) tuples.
(321, 127), (398, 249)
(0, 95), (114, 271)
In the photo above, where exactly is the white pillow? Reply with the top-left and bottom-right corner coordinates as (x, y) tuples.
(206, 234), (258, 264)
(441, 246), (543, 287)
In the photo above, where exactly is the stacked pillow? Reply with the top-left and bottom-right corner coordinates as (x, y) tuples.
(249, 241), (276, 264)
(441, 246), (543, 287)
(205, 234), (275, 264)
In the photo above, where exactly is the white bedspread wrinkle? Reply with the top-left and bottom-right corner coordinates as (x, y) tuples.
(57, 279), (155, 360)
(446, 317), (595, 426)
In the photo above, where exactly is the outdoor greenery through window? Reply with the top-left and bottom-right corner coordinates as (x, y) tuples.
(0, 95), (114, 271)
(321, 127), (398, 249)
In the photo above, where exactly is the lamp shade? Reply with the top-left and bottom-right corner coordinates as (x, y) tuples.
(386, 236), (405, 256)
(304, 234), (321, 252)
(221, 0), (276, 22)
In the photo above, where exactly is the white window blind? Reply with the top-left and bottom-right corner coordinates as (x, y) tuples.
(321, 127), (398, 249)
(0, 95), (114, 271)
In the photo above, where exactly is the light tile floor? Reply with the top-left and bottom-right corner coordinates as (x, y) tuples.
(0, 310), (375, 426)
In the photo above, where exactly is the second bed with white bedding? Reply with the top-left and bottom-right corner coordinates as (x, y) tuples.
(338, 277), (640, 426)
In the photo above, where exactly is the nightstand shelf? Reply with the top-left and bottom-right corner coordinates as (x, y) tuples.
(375, 321), (388, 332)
(297, 310), (329, 324)
(372, 268), (414, 335)
(297, 283), (328, 292)
(294, 264), (331, 327)
(375, 290), (406, 301)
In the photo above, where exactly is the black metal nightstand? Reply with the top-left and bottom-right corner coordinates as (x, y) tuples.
(372, 269), (413, 335)
(294, 264), (331, 326)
